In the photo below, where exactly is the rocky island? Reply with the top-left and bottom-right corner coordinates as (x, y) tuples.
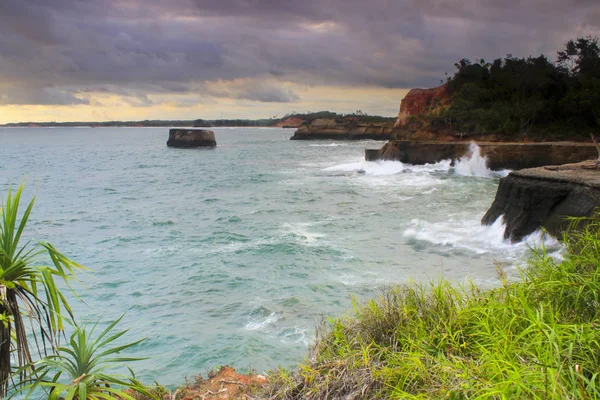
(166, 128), (217, 148)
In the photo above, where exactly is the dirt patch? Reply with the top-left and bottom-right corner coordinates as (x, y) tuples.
(175, 366), (268, 400)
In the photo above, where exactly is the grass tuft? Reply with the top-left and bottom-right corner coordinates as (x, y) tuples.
(267, 216), (600, 399)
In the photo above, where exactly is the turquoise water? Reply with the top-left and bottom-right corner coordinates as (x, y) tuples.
(0, 127), (550, 386)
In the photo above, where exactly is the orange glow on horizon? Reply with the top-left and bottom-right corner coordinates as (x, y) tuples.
(0, 84), (408, 124)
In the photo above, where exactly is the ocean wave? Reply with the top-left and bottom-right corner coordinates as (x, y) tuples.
(322, 143), (510, 180)
(278, 326), (310, 346)
(245, 312), (279, 331)
(282, 222), (326, 244)
(244, 305), (311, 346)
(323, 160), (405, 176)
(403, 215), (561, 260)
(309, 143), (346, 147)
(452, 143), (511, 178)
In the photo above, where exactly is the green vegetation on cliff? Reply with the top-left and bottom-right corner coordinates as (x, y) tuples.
(426, 37), (600, 138)
(268, 218), (600, 399)
(195, 111), (394, 127)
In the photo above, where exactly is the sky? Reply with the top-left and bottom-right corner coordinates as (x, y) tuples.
(1, 0), (599, 123)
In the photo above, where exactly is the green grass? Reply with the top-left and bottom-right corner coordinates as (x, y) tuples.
(267, 218), (600, 399)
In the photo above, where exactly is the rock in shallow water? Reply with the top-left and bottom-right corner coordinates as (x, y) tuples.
(167, 128), (217, 148)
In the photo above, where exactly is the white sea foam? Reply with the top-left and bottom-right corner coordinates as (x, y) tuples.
(323, 159), (449, 180)
(282, 222), (326, 244)
(322, 159), (450, 190)
(453, 143), (511, 178)
(335, 271), (384, 286)
(420, 188), (438, 195)
(143, 243), (186, 255)
(403, 215), (561, 260)
(245, 312), (279, 331)
(278, 326), (310, 346)
(323, 160), (405, 175)
(309, 143), (345, 147)
(322, 143), (508, 180)
(244, 308), (311, 346)
(204, 238), (274, 255)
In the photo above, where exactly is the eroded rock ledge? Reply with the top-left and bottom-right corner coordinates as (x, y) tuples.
(290, 118), (397, 140)
(482, 161), (600, 242)
(366, 141), (598, 170)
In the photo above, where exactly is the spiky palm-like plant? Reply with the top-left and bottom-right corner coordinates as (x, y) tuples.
(0, 185), (85, 396)
(21, 316), (159, 400)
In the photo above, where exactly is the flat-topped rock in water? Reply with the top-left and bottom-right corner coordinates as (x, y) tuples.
(366, 141), (598, 170)
(482, 161), (600, 242)
(167, 129), (216, 148)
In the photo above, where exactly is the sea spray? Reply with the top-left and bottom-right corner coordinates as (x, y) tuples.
(453, 142), (510, 178)
(403, 215), (560, 259)
(324, 143), (509, 179)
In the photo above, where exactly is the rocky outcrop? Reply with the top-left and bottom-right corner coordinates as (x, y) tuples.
(167, 129), (216, 148)
(482, 161), (600, 242)
(275, 117), (304, 128)
(291, 118), (397, 140)
(366, 141), (598, 170)
(394, 84), (449, 128)
(154, 366), (267, 400)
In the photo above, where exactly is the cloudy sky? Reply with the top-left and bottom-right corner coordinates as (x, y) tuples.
(1, 0), (598, 123)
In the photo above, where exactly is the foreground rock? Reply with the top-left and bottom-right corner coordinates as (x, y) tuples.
(167, 129), (217, 148)
(174, 366), (267, 399)
(291, 118), (397, 140)
(366, 141), (598, 170)
(482, 161), (600, 242)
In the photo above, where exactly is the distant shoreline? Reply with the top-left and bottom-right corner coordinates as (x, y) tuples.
(0, 112), (396, 129)
(0, 124), (296, 128)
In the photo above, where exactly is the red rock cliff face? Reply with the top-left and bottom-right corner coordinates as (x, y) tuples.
(275, 117), (304, 128)
(394, 84), (449, 127)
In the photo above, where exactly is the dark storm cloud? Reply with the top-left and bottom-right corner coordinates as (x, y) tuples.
(203, 80), (300, 102)
(0, 0), (598, 105)
(0, 84), (89, 106)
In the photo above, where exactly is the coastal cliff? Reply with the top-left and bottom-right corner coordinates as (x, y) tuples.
(482, 161), (600, 242)
(275, 117), (304, 128)
(290, 118), (397, 140)
(394, 84), (449, 128)
(288, 85), (450, 140)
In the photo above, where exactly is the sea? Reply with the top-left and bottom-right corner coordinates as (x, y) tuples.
(0, 127), (558, 387)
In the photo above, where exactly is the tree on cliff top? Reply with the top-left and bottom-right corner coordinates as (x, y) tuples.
(557, 36), (600, 77)
(432, 36), (600, 137)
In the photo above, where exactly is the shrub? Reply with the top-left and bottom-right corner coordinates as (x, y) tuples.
(0, 185), (85, 396)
